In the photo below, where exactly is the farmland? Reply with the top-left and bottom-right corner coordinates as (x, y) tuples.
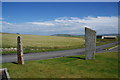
(1, 33), (118, 54)
(2, 33), (84, 48)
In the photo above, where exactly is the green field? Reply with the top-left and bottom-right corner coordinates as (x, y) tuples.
(2, 33), (85, 48)
(1, 33), (118, 54)
(2, 52), (118, 78)
(104, 45), (119, 50)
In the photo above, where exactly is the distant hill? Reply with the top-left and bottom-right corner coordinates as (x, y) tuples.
(51, 34), (84, 37)
(52, 33), (119, 37)
(98, 34), (118, 36)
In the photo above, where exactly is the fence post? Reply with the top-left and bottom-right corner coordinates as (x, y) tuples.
(17, 36), (24, 64)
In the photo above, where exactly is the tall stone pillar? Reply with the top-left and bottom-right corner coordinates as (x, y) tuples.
(85, 27), (96, 60)
(17, 36), (24, 64)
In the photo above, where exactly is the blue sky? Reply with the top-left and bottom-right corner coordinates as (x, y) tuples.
(1, 2), (118, 35)
(2, 0), (120, 2)
(3, 2), (118, 23)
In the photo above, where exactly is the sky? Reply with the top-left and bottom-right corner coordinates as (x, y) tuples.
(2, 0), (120, 2)
(1, 2), (118, 35)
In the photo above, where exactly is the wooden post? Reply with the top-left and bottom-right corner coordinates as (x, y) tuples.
(17, 36), (24, 64)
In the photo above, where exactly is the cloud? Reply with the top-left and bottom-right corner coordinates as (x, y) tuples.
(2, 16), (118, 35)
(0, 18), (4, 20)
(2, 21), (13, 25)
(29, 22), (55, 26)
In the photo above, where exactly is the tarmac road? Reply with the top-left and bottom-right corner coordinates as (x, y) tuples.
(1, 41), (120, 63)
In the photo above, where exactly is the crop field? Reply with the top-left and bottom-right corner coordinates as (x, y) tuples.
(2, 33), (85, 48)
(1, 33), (118, 54)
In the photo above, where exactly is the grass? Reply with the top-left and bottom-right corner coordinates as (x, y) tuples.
(1, 33), (84, 54)
(96, 38), (118, 46)
(1, 33), (118, 54)
(2, 52), (118, 78)
(2, 33), (84, 48)
(104, 45), (119, 50)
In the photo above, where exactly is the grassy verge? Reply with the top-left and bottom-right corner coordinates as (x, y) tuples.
(2, 52), (118, 78)
(96, 39), (118, 46)
(104, 45), (119, 50)
(2, 45), (85, 54)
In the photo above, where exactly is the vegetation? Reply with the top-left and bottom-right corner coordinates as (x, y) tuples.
(104, 45), (119, 50)
(2, 52), (118, 78)
(2, 33), (85, 48)
(51, 34), (83, 37)
(1, 33), (118, 54)
(96, 38), (118, 46)
(1, 33), (84, 54)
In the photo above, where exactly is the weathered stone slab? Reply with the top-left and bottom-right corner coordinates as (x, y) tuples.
(85, 27), (96, 60)
(0, 68), (10, 80)
(17, 36), (24, 64)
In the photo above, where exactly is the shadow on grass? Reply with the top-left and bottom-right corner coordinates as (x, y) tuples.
(67, 56), (85, 60)
(12, 62), (18, 64)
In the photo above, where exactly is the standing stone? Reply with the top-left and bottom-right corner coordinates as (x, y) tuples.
(85, 27), (96, 60)
(0, 68), (10, 80)
(17, 36), (24, 64)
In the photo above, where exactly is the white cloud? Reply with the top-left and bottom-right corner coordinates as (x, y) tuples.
(2, 21), (13, 25)
(0, 18), (4, 20)
(1, 16), (118, 35)
(29, 22), (55, 26)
